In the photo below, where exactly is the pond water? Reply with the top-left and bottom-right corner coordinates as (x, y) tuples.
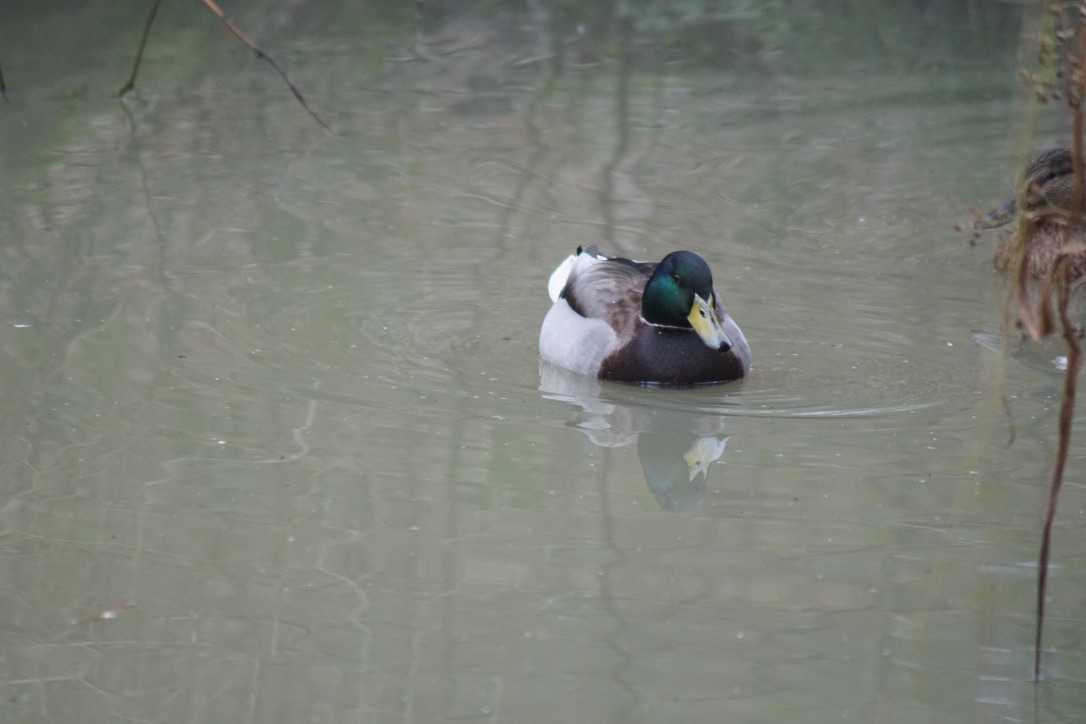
(2, 4), (1085, 723)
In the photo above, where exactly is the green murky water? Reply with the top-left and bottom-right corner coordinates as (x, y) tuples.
(1, 5), (1084, 723)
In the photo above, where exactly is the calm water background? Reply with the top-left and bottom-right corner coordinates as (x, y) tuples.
(2, 3), (1085, 723)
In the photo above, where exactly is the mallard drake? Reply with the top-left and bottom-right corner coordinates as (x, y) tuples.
(539, 246), (751, 385)
(977, 147), (1086, 278)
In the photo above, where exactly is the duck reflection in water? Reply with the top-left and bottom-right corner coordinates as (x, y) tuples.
(540, 362), (740, 513)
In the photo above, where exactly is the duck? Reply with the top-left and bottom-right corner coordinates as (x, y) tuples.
(539, 246), (751, 385)
(976, 147), (1086, 279)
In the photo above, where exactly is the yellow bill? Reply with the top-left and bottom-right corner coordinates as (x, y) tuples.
(687, 293), (732, 351)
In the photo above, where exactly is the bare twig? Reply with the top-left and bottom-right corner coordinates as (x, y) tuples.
(1035, 256), (1081, 681)
(199, 0), (331, 130)
(117, 0), (164, 96)
(1033, 7), (1086, 682)
(117, 0), (331, 130)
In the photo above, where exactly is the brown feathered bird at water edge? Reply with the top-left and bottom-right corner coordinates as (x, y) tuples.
(976, 148), (1086, 279)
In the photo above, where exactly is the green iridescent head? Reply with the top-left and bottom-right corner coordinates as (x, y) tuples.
(642, 251), (732, 351)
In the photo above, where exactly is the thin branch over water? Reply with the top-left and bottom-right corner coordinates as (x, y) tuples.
(118, 0), (331, 130)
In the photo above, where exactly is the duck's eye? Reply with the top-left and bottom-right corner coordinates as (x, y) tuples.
(1043, 170), (1058, 183)
(671, 274), (681, 285)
